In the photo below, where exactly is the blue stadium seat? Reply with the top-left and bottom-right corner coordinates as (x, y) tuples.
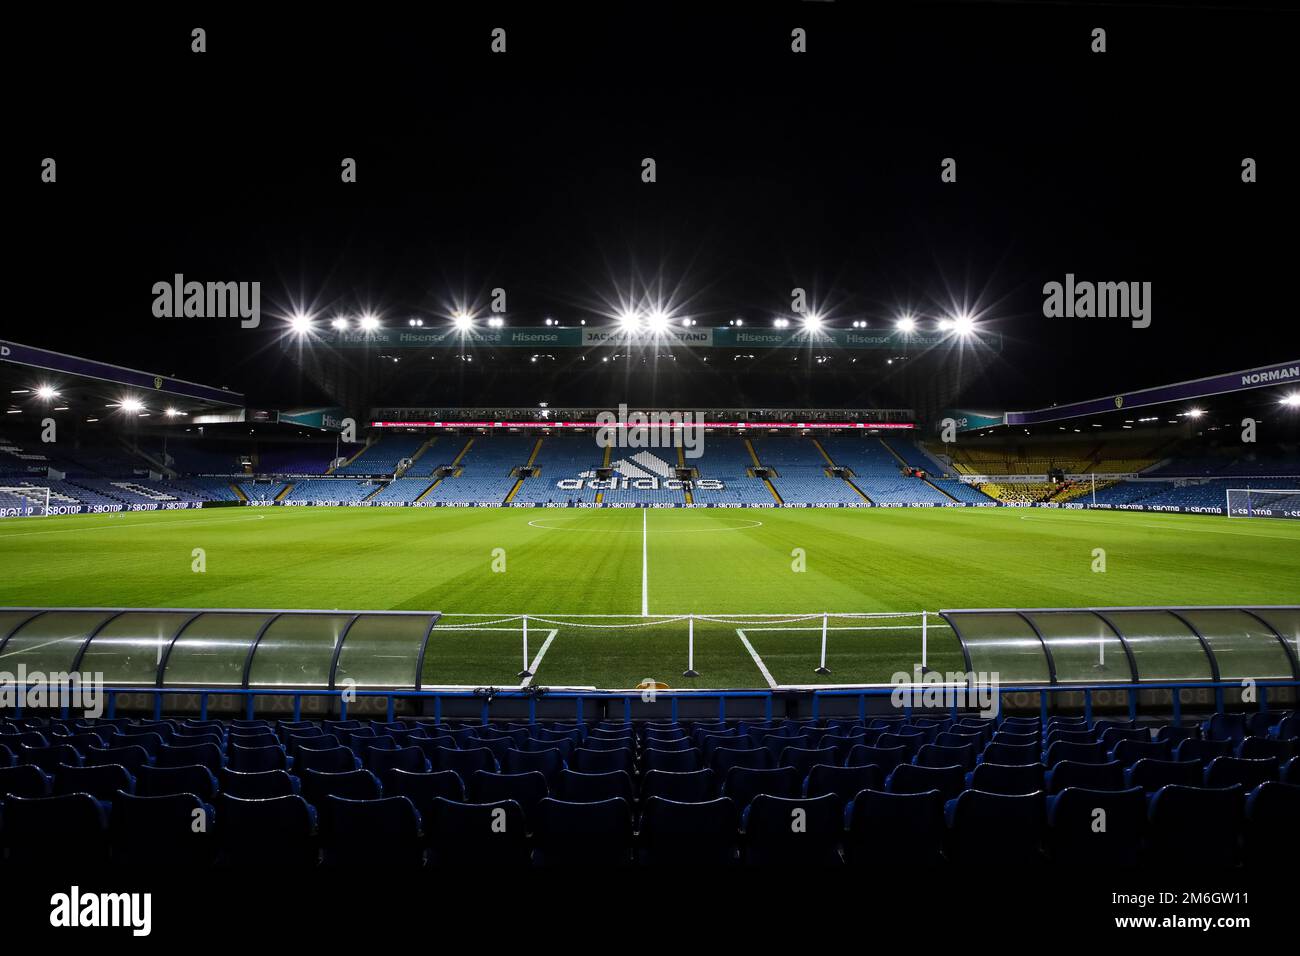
(779, 746), (837, 778)
(1045, 760), (1127, 794)
(216, 794), (318, 867)
(85, 744), (152, 773)
(722, 766), (801, 807)
(155, 742), (223, 773)
(295, 745), (362, 775)
(19, 744), (83, 773)
(557, 769), (634, 803)
(1044, 741), (1109, 768)
(504, 747), (564, 781)
(227, 744), (289, 773)
(0, 764), (52, 798)
(379, 769), (465, 815)
(1174, 738), (1233, 763)
(845, 744), (908, 773)
(426, 798), (530, 866)
(110, 792), (216, 865)
(742, 793), (843, 865)
(1146, 785), (1244, 866)
(979, 742), (1041, 766)
(916, 742), (976, 771)
(299, 768), (383, 815)
(2, 793), (110, 864)
(1203, 756), (1279, 790)
(322, 796), (424, 867)
(965, 761), (1045, 796)
(945, 790), (1045, 866)
(1045, 786), (1146, 866)
(1202, 712), (1249, 744)
(431, 746), (498, 776)
(366, 746), (430, 776)
(1244, 781), (1300, 867)
(1109, 739), (1172, 766)
(469, 770), (550, 822)
(877, 732), (924, 760)
(712, 747), (773, 773)
(52, 763), (135, 802)
(1125, 758), (1204, 792)
(803, 764), (882, 808)
(1237, 736), (1294, 761)
(640, 769), (716, 802)
(638, 796), (738, 865)
(534, 797), (634, 866)
(887, 763), (965, 801)
(219, 768), (300, 799)
(644, 747), (700, 773)
(574, 747), (633, 775)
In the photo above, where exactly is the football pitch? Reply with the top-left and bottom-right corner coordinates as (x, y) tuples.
(1, 506), (1297, 689)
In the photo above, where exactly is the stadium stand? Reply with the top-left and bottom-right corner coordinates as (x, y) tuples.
(333, 435), (426, 476)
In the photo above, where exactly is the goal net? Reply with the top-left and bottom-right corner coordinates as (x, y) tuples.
(1226, 487), (1300, 519)
(0, 485), (52, 518)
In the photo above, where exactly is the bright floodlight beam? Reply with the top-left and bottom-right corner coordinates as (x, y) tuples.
(359, 314), (380, 331)
(646, 310), (669, 332)
(36, 385), (59, 400)
(453, 312), (474, 331)
(803, 313), (823, 331)
(119, 398), (144, 414)
(1282, 393), (1300, 408)
(289, 312), (313, 334)
(618, 310), (641, 332)
(952, 313), (976, 335)
(896, 316), (916, 333)
(330, 317), (349, 330)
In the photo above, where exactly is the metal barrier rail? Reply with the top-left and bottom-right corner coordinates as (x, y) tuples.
(3, 679), (1296, 726)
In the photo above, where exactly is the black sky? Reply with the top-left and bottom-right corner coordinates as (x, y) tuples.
(10, 2), (1297, 411)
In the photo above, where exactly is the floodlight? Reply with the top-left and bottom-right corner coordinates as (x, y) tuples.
(36, 385), (59, 401)
(618, 310), (641, 332)
(952, 314), (975, 335)
(119, 398), (144, 414)
(646, 310), (669, 332)
(937, 319), (953, 332)
(289, 312), (313, 334)
(453, 313), (473, 331)
(1281, 393), (1300, 408)
(803, 313), (823, 331)
(1186, 408), (1205, 418)
(359, 314), (380, 331)
(895, 316), (916, 333)
(331, 317), (349, 330)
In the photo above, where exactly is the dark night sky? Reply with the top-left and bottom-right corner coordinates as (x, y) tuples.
(9, 2), (1296, 411)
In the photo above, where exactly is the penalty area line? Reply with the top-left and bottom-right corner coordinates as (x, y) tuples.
(736, 629), (778, 689)
(520, 629), (559, 688)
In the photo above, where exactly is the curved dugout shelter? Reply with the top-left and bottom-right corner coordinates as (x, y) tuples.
(0, 609), (441, 691)
(940, 606), (1300, 684)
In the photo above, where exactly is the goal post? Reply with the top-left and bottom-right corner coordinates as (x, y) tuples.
(1, 485), (51, 518)
(1225, 487), (1300, 519)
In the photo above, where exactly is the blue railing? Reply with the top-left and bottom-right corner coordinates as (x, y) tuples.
(5, 678), (1296, 726)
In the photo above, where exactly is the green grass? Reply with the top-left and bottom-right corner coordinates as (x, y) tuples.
(1, 505), (1297, 688)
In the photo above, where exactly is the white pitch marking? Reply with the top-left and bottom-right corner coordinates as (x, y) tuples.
(0, 513), (268, 539)
(520, 630), (558, 688)
(525, 517), (763, 533)
(641, 508), (649, 617)
(736, 629), (778, 689)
